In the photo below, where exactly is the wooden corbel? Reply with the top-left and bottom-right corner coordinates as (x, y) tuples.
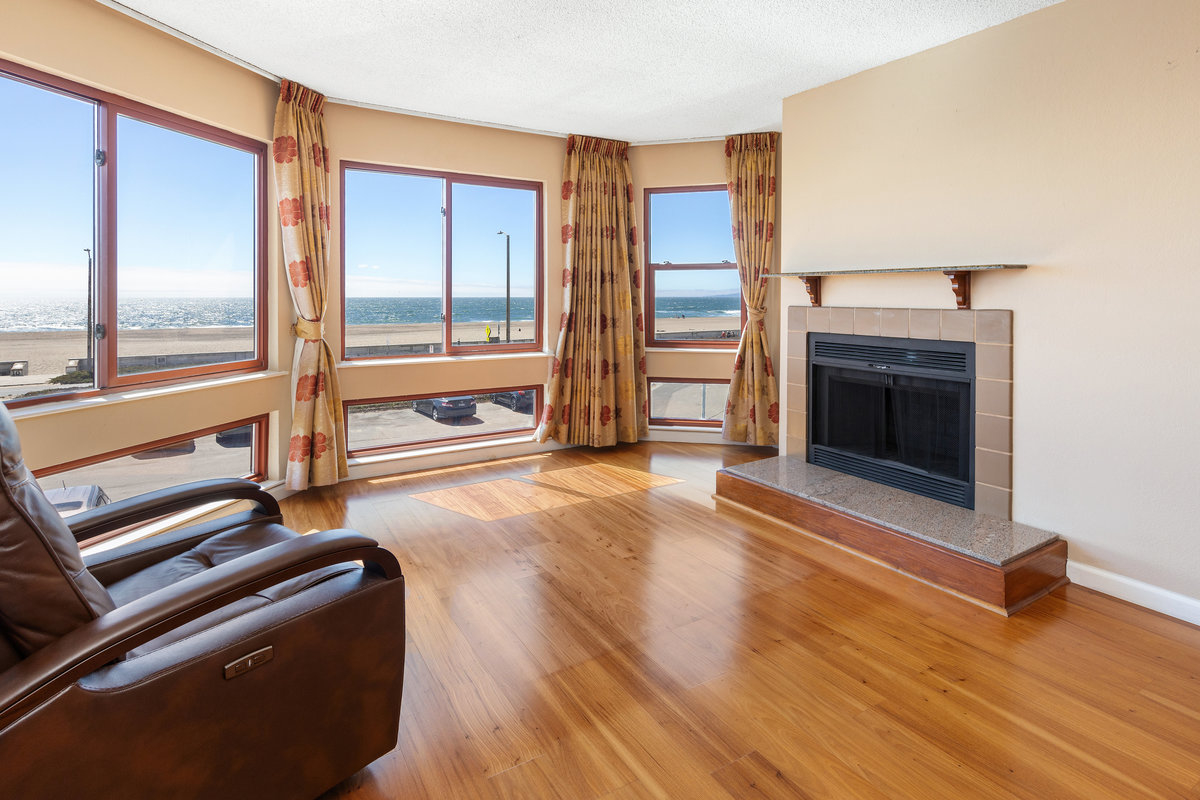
(943, 271), (971, 310)
(802, 276), (822, 307)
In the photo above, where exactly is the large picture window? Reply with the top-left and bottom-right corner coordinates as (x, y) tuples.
(644, 186), (743, 348)
(345, 386), (540, 455)
(648, 378), (730, 428)
(0, 62), (266, 406)
(34, 417), (266, 518)
(342, 163), (542, 359)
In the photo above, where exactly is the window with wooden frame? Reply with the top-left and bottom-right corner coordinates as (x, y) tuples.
(341, 163), (543, 360)
(0, 61), (267, 408)
(648, 378), (730, 427)
(644, 186), (744, 349)
(33, 416), (267, 520)
(344, 385), (541, 456)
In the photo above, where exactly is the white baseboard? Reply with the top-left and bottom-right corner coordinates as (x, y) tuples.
(1067, 561), (1200, 627)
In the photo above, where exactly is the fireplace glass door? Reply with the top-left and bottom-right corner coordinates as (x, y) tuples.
(813, 366), (971, 482)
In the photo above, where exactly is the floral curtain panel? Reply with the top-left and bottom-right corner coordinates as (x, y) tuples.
(722, 132), (780, 446)
(272, 79), (347, 489)
(537, 135), (648, 446)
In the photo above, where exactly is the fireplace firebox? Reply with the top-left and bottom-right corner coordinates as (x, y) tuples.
(808, 333), (975, 508)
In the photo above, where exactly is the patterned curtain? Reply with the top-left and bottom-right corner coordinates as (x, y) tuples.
(536, 135), (648, 446)
(272, 79), (347, 490)
(722, 132), (780, 446)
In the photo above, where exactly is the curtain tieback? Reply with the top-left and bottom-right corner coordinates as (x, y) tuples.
(747, 308), (767, 324)
(293, 318), (324, 341)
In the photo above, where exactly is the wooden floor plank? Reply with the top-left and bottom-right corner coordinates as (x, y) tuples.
(289, 442), (1200, 800)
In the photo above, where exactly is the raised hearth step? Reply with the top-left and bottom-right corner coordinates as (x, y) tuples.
(715, 457), (1067, 615)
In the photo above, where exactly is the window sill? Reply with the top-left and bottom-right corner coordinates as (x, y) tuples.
(339, 350), (552, 369)
(644, 345), (740, 354)
(7, 370), (288, 421)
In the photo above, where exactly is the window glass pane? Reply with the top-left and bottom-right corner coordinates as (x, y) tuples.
(0, 74), (97, 401)
(450, 183), (536, 346)
(344, 170), (445, 356)
(115, 115), (257, 376)
(648, 191), (736, 264)
(650, 381), (729, 424)
(37, 423), (258, 514)
(347, 390), (537, 452)
(652, 269), (742, 342)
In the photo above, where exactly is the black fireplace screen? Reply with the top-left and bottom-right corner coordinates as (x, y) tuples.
(808, 334), (975, 508)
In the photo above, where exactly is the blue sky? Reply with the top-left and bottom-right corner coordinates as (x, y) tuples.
(2, 69), (740, 306)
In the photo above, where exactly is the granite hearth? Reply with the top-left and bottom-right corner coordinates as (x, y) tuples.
(716, 456), (1067, 615)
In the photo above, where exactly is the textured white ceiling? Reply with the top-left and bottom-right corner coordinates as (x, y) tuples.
(103, 0), (1061, 143)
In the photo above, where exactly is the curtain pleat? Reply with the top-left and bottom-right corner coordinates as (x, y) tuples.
(722, 132), (780, 446)
(272, 79), (347, 489)
(536, 134), (648, 446)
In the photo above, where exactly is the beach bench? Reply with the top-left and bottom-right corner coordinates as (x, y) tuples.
(0, 361), (27, 377)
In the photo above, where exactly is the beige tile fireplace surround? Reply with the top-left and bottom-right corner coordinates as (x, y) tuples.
(786, 306), (1013, 519)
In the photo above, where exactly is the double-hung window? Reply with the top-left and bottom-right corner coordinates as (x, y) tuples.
(0, 62), (266, 406)
(644, 186), (743, 348)
(341, 163), (542, 359)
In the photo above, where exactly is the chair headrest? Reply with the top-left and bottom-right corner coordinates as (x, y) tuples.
(0, 403), (115, 656)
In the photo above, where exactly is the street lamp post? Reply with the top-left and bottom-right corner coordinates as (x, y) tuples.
(497, 230), (511, 342)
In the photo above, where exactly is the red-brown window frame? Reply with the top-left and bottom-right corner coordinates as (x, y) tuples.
(643, 185), (744, 350)
(647, 376), (731, 428)
(0, 58), (268, 409)
(340, 161), (544, 361)
(343, 384), (542, 457)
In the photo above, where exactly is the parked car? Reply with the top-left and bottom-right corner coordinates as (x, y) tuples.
(131, 439), (196, 459)
(216, 425), (254, 448)
(44, 484), (110, 518)
(493, 389), (536, 413)
(413, 395), (476, 421)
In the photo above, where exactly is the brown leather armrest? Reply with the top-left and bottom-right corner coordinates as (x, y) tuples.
(67, 479), (282, 543)
(0, 529), (403, 730)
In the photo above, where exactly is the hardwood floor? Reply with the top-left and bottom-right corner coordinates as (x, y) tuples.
(285, 442), (1200, 799)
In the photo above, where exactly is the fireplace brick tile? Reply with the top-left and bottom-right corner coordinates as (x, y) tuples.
(976, 413), (1013, 453)
(975, 483), (1013, 519)
(941, 310), (975, 341)
(854, 308), (882, 336)
(975, 310), (1013, 344)
(829, 308), (855, 334)
(788, 305), (807, 332)
(787, 357), (807, 391)
(880, 308), (910, 338)
(977, 344), (1013, 381)
(785, 435), (806, 457)
(976, 448), (1013, 490)
(977, 379), (1013, 416)
(910, 309), (941, 339)
(807, 307), (830, 333)
(787, 330), (807, 358)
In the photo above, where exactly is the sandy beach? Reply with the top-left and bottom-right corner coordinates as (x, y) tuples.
(0, 316), (737, 399)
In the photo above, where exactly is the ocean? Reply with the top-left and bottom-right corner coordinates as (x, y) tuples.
(0, 295), (741, 331)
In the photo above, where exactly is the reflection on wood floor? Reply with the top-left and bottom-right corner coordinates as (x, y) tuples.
(286, 442), (1200, 800)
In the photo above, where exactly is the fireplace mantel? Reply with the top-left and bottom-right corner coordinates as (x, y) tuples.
(769, 264), (1027, 309)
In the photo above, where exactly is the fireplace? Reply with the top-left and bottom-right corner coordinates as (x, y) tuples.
(808, 333), (975, 508)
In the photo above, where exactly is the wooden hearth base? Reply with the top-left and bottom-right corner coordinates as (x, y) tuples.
(715, 470), (1068, 616)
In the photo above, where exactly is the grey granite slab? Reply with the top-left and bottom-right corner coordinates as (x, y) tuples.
(724, 456), (1057, 566)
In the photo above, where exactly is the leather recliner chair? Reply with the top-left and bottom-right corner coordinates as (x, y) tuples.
(0, 403), (405, 799)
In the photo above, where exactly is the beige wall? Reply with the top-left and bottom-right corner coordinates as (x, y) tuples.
(779, 0), (1200, 597)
